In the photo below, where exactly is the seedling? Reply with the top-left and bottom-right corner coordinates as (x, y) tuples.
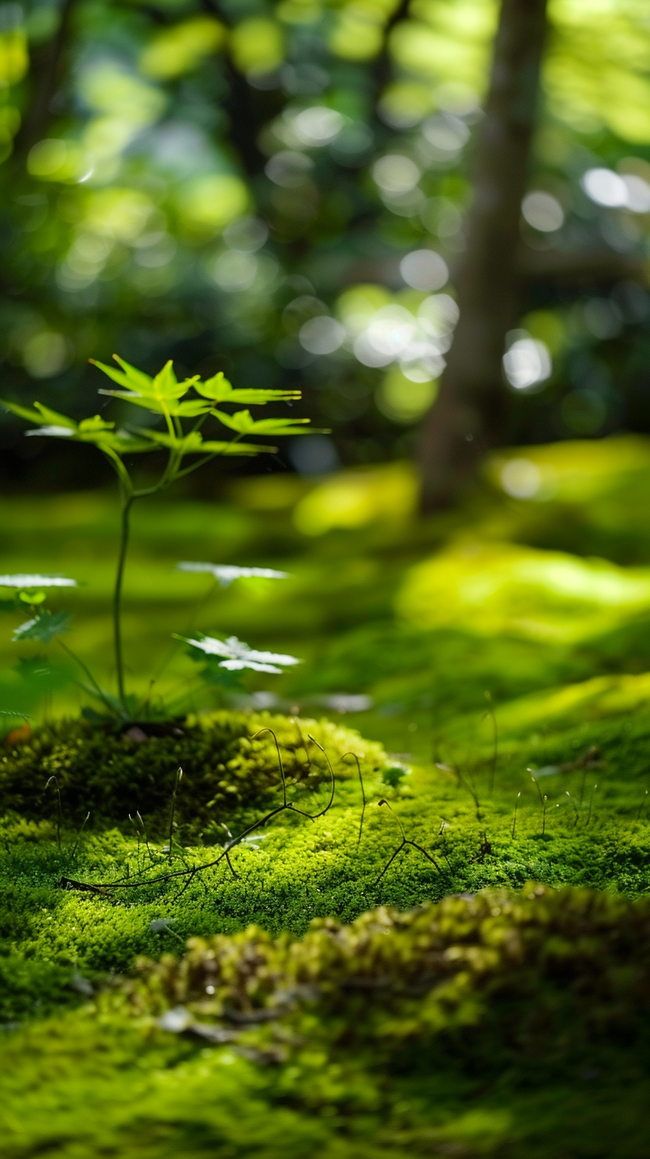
(2, 358), (320, 714)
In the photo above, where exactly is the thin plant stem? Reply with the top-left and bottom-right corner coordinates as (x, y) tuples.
(484, 692), (498, 795)
(168, 768), (183, 860)
(587, 784), (598, 826)
(541, 794), (548, 837)
(114, 494), (134, 708)
(565, 791), (579, 827)
(636, 788), (649, 820)
(59, 739), (338, 893)
(45, 775), (62, 849)
(57, 639), (116, 717)
(579, 764), (588, 807)
(529, 773), (544, 806)
(511, 791), (521, 839)
(251, 728), (287, 806)
(373, 798), (442, 886)
(305, 735), (336, 818)
(340, 751), (366, 846)
(69, 812), (90, 861)
(136, 811), (155, 863)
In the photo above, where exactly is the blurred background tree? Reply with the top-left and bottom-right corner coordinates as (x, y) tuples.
(2, 0), (650, 496)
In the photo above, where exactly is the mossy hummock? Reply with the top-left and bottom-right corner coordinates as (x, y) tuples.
(0, 710), (387, 834)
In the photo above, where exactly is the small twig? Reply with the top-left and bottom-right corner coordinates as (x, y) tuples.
(45, 776), (62, 850)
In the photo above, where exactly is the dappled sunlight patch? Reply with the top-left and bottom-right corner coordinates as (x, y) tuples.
(293, 461), (419, 535)
(397, 541), (650, 642)
(475, 670), (650, 738)
(487, 435), (650, 504)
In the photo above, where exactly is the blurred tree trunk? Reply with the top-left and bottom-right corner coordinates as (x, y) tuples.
(418, 0), (549, 510)
(13, 0), (79, 161)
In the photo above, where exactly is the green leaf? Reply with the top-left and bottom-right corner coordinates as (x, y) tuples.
(0, 399), (49, 424)
(98, 391), (212, 417)
(196, 372), (301, 405)
(241, 417), (317, 435)
(225, 389), (303, 404)
(193, 371), (235, 402)
(13, 611), (72, 643)
(18, 591), (46, 605)
(138, 429), (205, 453)
(109, 431), (161, 454)
(92, 356), (198, 404)
(0, 399), (77, 429)
(210, 408), (256, 433)
(90, 356), (153, 393)
(200, 439), (275, 455)
(165, 399), (214, 417)
(137, 429), (273, 456)
(33, 402), (77, 428)
(78, 416), (115, 434)
(212, 410), (321, 436)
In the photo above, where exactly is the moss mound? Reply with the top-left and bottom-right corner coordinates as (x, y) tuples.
(0, 711), (387, 834)
(2, 885), (650, 1158)
(129, 882), (650, 1061)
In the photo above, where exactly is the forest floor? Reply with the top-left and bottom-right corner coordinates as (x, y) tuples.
(3, 436), (650, 1157)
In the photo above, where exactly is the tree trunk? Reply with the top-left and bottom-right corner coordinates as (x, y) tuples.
(419, 0), (549, 510)
(12, 0), (79, 162)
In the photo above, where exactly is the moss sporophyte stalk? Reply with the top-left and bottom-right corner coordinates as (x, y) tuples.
(1, 357), (323, 719)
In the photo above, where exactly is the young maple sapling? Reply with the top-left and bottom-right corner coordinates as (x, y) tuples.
(1, 356), (320, 716)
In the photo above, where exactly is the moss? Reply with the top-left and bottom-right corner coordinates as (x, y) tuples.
(3, 718), (650, 992)
(2, 886), (650, 1158)
(0, 710), (386, 833)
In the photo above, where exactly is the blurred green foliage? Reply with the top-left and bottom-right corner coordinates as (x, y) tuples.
(3, 0), (650, 489)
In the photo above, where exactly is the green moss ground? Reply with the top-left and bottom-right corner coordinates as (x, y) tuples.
(4, 439), (650, 1155)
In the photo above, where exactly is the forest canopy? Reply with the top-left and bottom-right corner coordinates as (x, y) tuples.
(2, 0), (650, 489)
